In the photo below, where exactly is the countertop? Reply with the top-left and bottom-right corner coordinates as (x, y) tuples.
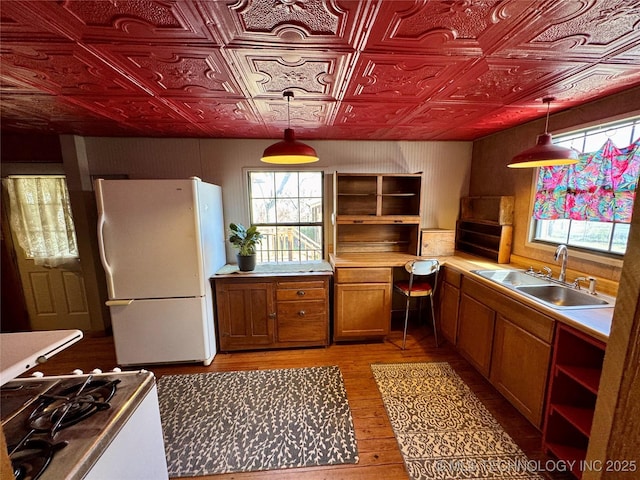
(442, 255), (614, 343)
(0, 329), (83, 385)
(214, 260), (333, 278)
(330, 251), (614, 342)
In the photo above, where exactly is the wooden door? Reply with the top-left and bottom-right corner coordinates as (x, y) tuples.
(2, 182), (91, 331)
(457, 293), (495, 377)
(334, 282), (391, 340)
(215, 280), (275, 351)
(439, 281), (460, 345)
(491, 315), (551, 428)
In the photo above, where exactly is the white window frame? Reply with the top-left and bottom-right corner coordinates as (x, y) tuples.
(247, 169), (324, 263)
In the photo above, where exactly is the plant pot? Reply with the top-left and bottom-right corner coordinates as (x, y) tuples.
(236, 254), (256, 272)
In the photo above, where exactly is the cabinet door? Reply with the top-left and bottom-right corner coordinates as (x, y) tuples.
(334, 283), (391, 340)
(215, 281), (275, 351)
(440, 281), (459, 345)
(457, 293), (495, 377)
(490, 315), (551, 428)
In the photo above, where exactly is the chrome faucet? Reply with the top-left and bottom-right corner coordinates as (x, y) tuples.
(554, 244), (569, 282)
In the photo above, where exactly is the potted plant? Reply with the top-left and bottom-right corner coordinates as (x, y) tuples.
(228, 223), (263, 271)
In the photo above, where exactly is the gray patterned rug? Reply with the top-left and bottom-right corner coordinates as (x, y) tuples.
(371, 362), (543, 480)
(157, 366), (359, 477)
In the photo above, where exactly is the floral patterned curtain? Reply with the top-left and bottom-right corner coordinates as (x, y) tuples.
(533, 137), (640, 223)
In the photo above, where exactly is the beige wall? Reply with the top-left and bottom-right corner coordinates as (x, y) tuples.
(80, 137), (472, 261)
(470, 86), (640, 283)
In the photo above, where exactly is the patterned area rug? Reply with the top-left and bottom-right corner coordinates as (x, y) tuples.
(157, 366), (359, 477)
(371, 362), (543, 480)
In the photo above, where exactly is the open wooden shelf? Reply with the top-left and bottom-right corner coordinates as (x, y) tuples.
(542, 324), (605, 479)
(455, 196), (513, 263)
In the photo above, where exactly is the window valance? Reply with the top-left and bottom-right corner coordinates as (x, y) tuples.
(533, 138), (640, 223)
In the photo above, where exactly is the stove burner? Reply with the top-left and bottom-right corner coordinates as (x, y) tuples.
(10, 439), (67, 480)
(28, 377), (120, 435)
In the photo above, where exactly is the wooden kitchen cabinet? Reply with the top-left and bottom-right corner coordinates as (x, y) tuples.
(215, 280), (275, 351)
(456, 275), (554, 428)
(439, 266), (461, 345)
(333, 173), (422, 255)
(214, 274), (330, 352)
(457, 291), (495, 377)
(491, 314), (551, 428)
(333, 267), (392, 341)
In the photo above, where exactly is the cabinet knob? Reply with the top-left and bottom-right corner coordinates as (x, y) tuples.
(269, 312), (276, 319)
(298, 310), (305, 317)
(297, 290), (306, 296)
(394, 220), (403, 223)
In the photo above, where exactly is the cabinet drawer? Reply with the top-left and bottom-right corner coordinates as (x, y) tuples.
(277, 301), (326, 321)
(277, 301), (327, 343)
(277, 285), (326, 301)
(335, 267), (392, 284)
(443, 267), (462, 288)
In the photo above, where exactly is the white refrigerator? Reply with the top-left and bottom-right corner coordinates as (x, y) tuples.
(95, 178), (225, 366)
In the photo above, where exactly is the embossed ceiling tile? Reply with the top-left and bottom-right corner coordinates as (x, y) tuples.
(0, 93), (106, 125)
(206, 0), (373, 49)
(254, 97), (332, 128)
(435, 57), (585, 104)
(0, 74), (43, 94)
(344, 53), (470, 101)
(403, 102), (494, 130)
(364, 0), (535, 55)
(495, 0), (640, 61)
(101, 45), (243, 98)
(0, 2), (67, 42)
(334, 101), (416, 127)
(77, 96), (188, 124)
(546, 64), (640, 103)
(0, 43), (142, 95)
(172, 97), (261, 125)
(227, 48), (351, 98)
(29, 0), (220, 44)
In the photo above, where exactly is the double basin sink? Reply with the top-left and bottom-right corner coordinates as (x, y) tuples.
(472, 269), (615, 310)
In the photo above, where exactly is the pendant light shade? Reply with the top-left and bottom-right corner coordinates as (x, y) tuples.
(508, 97), (579, 168)
(261, 91), (319, 164)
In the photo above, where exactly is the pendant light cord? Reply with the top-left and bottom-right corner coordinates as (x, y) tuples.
(543, 96), (554, 135)
(284, 90), (293, 130)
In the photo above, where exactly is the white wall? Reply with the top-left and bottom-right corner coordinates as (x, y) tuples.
(82, 136), (472, 262)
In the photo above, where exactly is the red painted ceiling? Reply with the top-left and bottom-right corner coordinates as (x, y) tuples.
(1, 0), (640, 141)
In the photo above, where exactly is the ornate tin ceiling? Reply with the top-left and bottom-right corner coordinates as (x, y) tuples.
(1, 0), (640, 141)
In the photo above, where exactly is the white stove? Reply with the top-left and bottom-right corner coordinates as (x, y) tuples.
(1, 369), (168, 480)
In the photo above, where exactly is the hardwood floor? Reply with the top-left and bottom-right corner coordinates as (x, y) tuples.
(30, 326), (548, 480)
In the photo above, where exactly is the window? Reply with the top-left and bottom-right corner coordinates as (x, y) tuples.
(3, 176), (79, 266)
(532, 117), (640, 255)
(249, 171), (323, 262)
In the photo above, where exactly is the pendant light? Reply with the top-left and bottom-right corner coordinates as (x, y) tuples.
(508, 97), (579, 168)
(261, 91), (319, 164)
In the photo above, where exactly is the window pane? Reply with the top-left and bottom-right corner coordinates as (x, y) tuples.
(251, 198), (276, 223)
(275, 172), (299, 198)
(300, 198), (322, 222)
(567, 220), (613, 251)
(299, 171), (323, 196)
(276, 198), (299, 223)
(250, 171), (274, 198)
(535, 219), (570, 243)
(611, 223), (630, 254)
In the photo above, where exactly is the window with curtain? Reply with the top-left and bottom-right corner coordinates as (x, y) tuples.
(532, 117), (640, 255)
(3, 176), (79, 266)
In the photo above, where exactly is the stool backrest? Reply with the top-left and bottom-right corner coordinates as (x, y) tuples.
(406, 259), (440, 276)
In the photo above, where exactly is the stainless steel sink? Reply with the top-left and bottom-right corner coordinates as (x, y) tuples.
(515, 285), (612, 309)
(472, 269), (551, 287)
(472, 269), (614, 310)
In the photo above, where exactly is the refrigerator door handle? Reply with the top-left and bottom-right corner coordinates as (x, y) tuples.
(106, 299), (134, 307)
(95, 180), (116, 297)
